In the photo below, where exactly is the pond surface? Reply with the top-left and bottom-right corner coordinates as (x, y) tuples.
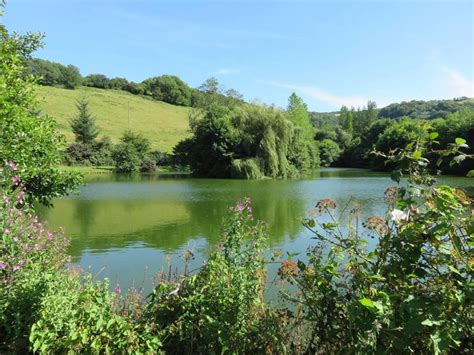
(37, 168), (473, 294)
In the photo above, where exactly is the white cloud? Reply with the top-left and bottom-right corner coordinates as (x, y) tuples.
(267, 81), (368, 109)
(443, 67), (474, 97)
(211, 68), (239, 76)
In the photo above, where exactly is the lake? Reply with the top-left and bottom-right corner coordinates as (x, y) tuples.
(37, 168), (473, 294)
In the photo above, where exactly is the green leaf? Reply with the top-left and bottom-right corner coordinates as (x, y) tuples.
(359, 298), (375, 310)
(429, 132), (439, 140)
(412, 150), (422, 160)
(467, 170), (474, 177)
(390, 170), (402, 183)
(455, 137), (466, 145)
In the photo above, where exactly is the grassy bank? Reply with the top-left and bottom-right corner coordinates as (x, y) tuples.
(37, 86), (191, 152)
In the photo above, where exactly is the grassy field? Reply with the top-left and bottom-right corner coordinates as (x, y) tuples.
(37, 86), (191, 152)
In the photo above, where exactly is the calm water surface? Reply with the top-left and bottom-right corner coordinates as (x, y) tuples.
(37, 168), (473, 294)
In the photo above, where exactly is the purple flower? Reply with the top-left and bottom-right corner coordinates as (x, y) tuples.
(234, 203), (245, 212)
(15, 190), (25, 203)
(13, 237), (19, 242)
(0, 262), (6, 270)
(114, 284), (121, 294)
(12, 265), (21, 271)
(7, 161), (17, 171)
(19, 259), (27, 264)
(11, 175), (21, 186)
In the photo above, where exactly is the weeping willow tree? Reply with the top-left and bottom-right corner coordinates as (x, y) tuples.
(174, 95), (320, 179)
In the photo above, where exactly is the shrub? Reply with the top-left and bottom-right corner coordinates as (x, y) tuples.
(279, 139), (474, 353)
(0, 163), (70, 349)
(112, 143), (141, 173)
(318, 139), (342, 166)
(146, 198), (286, 353)
(0, 21), (81, 205)
(65, 142), (94, 164)
(150, 150), (172, 166)
(140, 156), (157, 172)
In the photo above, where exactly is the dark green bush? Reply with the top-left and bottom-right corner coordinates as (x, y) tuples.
(112, 143), (141, 173)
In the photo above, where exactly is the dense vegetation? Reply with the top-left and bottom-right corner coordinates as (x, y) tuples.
(0, 15), (80, 205)
(28, 56), (474, 178)
(2, 139), (472, 352)
(2, 3), (473, 353)
(173, 93), (319, 178)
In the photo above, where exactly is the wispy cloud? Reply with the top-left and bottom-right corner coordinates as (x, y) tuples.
(211, 68), (239, 76)
(266, 81), (369, 109)
(443, 67), (474, 97)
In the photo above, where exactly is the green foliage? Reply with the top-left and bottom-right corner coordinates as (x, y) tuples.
(119, 131), (151, 159)
(230, 158), (263, 179)
(142, 75), (192, 106)
(28, 58), (82, 88)
(318, 139), (342, 166)
(112, 143), (141, 173)
(70, 97), (99, 145)
(0, 18), (81, 205)
(60, 64), (82, 89)
(146, 198), (285, 353)
(379, 97), (474, 120)
(177, 95), (319, 179)
(281, 140), (473, 353)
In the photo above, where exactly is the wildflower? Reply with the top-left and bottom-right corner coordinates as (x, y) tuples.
(16, 190), (25, 203)
(12, 265), (21, 271)
(363, 216), (389, 235)
(2, 195), (8, 204)
(11, 175), (21, 186)
(19, 258), (27, 264)
(391, 209), (408, 224)
(278, 259), (298, 278)
(114, 284), (121, 295)
(13, 237), (19, 242)
(4, 229), (10, 234)
(234, 202), (245, 212)
(0, 262), (6, 270)
(384, 187), (399, 206)
(315, 198), (337, 213)
(7, 161), (17, 171)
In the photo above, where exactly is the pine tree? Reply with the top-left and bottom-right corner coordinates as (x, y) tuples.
(70, 97), (99, 144)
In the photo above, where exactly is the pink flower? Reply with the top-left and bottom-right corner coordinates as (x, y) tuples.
(15, 190), (25, 203)
(2, 196), (8, 204)
(13, 237), (19, 242)
(12, 265), (21, 271)
(11, 175), (21, 186)
(7, 162), (17, 171)
(114, 284), (121, 294)
(0, 262), (6, 270)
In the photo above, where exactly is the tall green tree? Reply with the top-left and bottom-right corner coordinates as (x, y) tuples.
(339, 105), (353, 134)
(0, 4), (80, 205)
(287, 93), (315, 140)
(70, 98), (99, 145)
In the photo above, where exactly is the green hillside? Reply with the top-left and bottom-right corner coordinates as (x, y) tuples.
(37, 86), (192, 152)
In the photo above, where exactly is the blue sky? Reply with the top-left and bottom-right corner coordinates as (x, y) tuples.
(3, 0), (473, 111)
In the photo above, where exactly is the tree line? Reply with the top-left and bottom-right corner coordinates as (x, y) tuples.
(28, 58), (244, 108)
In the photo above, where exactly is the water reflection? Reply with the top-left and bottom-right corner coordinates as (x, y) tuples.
(37, 168), (473, 293)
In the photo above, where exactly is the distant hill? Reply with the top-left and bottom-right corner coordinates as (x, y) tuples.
(378, 97), (474, 120)
(37, 86), (192, 152)
(310, 97), (474, 127)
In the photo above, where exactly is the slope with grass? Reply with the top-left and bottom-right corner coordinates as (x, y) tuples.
(37, 86), (192, 152)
